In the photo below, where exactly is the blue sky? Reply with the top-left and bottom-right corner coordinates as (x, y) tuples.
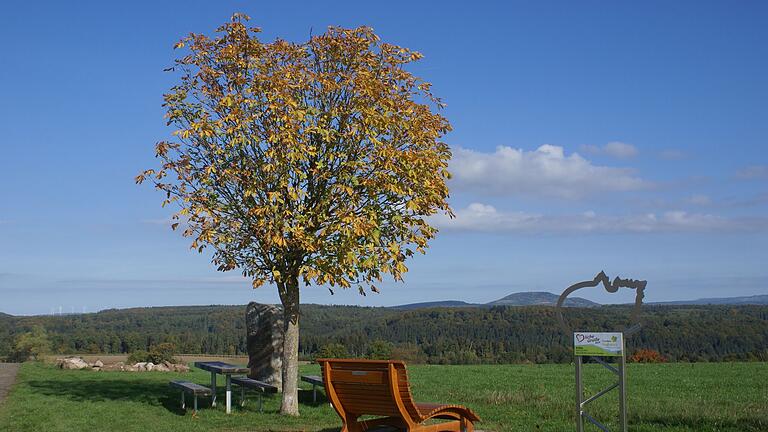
(1, 1), (766, 315)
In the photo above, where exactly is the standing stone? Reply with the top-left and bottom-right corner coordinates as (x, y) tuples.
(246, 302), (284, 391)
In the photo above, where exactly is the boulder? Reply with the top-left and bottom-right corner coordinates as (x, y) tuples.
(172, 363), (190, 373)
(58, 357), (90, 370)
(101, 362), (125, 372)
(153, 363), (170, 372)
(146, 362), (155, 372)
(94, 360), (104, 368)
(134, 362), (147, 371)
(246, 302), (284, 391)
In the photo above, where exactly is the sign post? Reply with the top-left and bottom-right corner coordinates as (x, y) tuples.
(574, 332), (627, 432)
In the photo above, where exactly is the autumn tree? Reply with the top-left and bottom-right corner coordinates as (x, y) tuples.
(137, 14), (452, 415)
(10, 325), (51, 362)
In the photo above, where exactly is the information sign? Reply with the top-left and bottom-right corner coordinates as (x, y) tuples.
(573, 332), (624, 357)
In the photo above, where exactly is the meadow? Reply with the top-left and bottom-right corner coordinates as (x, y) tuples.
(0, 361), (765, 432)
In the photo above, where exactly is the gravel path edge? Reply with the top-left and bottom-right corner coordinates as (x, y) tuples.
(0, 364), (20, 405)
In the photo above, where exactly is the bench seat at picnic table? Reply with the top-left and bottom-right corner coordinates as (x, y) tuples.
(169, 380), (213, 395)
(169, 380), (213, 413)
(301, 375), (323, 386)
(230, 376), (277, 412)
(317, 358), (480, 432)
(231, 376), (278, 393)
(301, 375), (325, 402)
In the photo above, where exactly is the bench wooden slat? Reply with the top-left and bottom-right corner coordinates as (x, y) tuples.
(231, 376), (278, 393)
(301, 375), (324, 386)
(169, 380), (212, 395)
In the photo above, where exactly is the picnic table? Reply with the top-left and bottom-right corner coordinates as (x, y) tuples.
(194, 361), (250, 414)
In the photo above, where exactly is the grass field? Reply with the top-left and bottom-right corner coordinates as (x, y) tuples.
(0, 362), (765, 431)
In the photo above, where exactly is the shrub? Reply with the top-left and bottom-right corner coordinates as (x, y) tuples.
(9, 326), (51, 362)
(127, 343), (177, 364)
(148, 343), (177, 364)
(630, 348), (667, 363)
(127, 350), (149, 364)
(317, 343), (348, 359)
(390, 344), (428, 364)
(366, 340), (393, 360)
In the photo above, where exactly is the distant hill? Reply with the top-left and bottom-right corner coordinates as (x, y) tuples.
(394, 291), (598, 310)
(488, 291), (599, 307)
(393, 292), (768, 311)
(392, 300), (480, 310)
(650, 294), (768, 306)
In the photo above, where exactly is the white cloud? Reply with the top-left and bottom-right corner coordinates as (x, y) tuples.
(433, 203), (542, 232)
(581, 141), (638, 159)
(450, 145), (647, 199)
(433, 203), (768, 234)
(736, 165), (768, 180)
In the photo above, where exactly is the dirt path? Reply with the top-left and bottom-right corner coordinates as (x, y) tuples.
(0, 364), (20, 405)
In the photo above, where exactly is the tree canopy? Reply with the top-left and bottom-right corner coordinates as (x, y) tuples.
(137, 14), (452, 295)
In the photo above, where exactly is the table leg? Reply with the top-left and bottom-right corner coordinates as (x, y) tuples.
(312, 384), (317, 403)
(181, 391), (185, 409)
(226, 375), (232, 414)
(210, 372), (217, 407)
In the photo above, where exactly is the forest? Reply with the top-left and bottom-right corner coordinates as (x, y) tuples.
(1, 304), (766, 364)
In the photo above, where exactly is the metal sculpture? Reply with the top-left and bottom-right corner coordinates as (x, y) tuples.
(556, 271), (646, 336)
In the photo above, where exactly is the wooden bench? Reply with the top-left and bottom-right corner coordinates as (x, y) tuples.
(317, 359), (480, 432)
(230, 376), (277, 413)
(169, 380), (213, 413)
(301, 374), (324, 403)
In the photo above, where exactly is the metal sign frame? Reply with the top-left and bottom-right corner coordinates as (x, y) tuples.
(557, 272), (647, 432)
(574, 333), (627, 432)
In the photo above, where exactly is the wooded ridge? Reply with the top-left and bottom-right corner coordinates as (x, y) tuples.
(1, 304), (766, 364)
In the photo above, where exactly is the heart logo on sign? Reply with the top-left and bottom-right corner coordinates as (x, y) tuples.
(556, 271), (646, 336)
(575, 334), (586, 342)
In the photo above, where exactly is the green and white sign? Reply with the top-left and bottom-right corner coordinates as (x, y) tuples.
(574, 332), (624, 357)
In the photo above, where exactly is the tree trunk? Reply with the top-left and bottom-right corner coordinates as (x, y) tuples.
(279, 278), (300, 416)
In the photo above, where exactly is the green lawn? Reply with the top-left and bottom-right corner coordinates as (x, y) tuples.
(0, 362), (765, 431)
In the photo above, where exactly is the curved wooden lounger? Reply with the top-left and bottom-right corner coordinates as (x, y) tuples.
(317, 358), (480, 432)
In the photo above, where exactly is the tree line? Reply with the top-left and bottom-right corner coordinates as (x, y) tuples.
(1, 304), (766, 364)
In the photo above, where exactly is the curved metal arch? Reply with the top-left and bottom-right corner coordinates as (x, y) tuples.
(556, 271), (646, 336)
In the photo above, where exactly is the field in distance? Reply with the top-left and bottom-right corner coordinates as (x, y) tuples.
(0, 361), (765, 431)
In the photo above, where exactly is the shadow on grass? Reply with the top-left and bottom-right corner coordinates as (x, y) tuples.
(26, 378), (325, 415)
(633, 415), (767, 432)
(27, 378), (192, 415)
(298, 387), (328, 407)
